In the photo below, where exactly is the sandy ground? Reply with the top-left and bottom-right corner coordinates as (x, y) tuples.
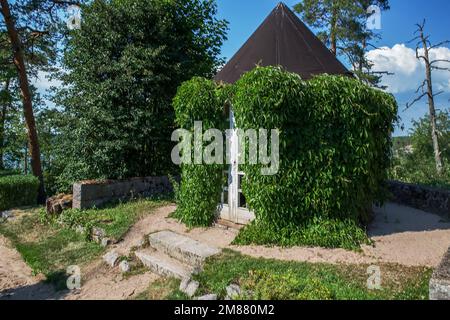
(102, 203), (450, 268)
(123, 203), (450, 267)
(0, 234), (56, 300)
(64, 260), (159, 300)
(234, 203), (450, 267)
(1, 203), (449, 299)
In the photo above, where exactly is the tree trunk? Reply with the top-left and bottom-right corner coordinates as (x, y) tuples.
(0, 0), (46, 201)
(359, 38), (367, 73)
(24, 142), (28, 174)
(330, 2), (338, 56)
(0, 79), (10, 170)
(420, 30), (444, 175)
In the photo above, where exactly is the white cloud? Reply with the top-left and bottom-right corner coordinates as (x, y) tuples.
(366, 44), (450, 94)
(31, 71), (62, 92)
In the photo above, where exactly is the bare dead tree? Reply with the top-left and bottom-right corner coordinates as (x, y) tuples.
(406, 20), (450, 176)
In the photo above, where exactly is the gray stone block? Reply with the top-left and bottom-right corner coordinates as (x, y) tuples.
(388, 180), (450, 218)
(135, 249), (193, 279)
(1, 211), (13, 219)
(103, 251), (119, 267)
(72, 176), (177, 210)
(148, 230), (220, 267)
(430, 247), (450, 300)
(181, 280), (199, 298)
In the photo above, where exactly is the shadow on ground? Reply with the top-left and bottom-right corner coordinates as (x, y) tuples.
(369, 203), (450, 237)
(0, 282), (67, 300)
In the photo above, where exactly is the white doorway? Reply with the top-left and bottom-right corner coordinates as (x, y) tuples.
(219, 109), (255, 225)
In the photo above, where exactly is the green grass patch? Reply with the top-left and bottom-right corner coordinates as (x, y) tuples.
(0, 210), (102, 290)
(53, 198), (172, 241)
(233, 217), (371, 251)
(191, 250), (431, 300)
(0, 198), (170, 290)
(134, 278), (188, 300)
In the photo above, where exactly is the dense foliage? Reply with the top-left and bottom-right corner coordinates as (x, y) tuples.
(52, 0), (228, 192)
(390, 111), (450, 189)
(171, 67), (397, 248)
(233, 67), (397, 230)
(171, 77), (226, 227)
(0, 174), (39, 210)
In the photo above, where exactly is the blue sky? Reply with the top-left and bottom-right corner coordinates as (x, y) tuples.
(33, 0), (450, 136)
(215, 0), (450, 136)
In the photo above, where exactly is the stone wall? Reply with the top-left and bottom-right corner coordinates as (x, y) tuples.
(73, 176), (175, 209)
(430, 247), (450, 300)
(387, 180), (450, 218)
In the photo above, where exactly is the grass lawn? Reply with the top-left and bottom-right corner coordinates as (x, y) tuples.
(0, 198), (170, 290)
(57, 197), (172, 241)
(140, 249), (431, 300)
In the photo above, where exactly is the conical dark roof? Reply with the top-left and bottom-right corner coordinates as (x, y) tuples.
(215, 2), (351, 83)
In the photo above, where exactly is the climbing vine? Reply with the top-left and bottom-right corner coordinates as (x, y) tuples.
(172, 77), (227, 227)
(232, 67), (397, 248)
(172, 67), (398, 249)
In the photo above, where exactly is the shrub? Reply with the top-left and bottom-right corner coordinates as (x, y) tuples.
(0, 169), (20, 177)
(171, 77), (227, 227)
(233, 217), (370, 250)
(232, 67), (397, 233)
(0, 175), (40, 210)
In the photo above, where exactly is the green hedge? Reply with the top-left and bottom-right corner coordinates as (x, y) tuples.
(0, 169), (20, 177)
(0, 175), (40, 211)
(171, 77), (227, 227)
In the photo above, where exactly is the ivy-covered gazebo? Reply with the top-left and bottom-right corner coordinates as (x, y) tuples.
(172, 2), (398, 250)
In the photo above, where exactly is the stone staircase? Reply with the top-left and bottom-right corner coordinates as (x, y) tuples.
(135, 230), (221, 279)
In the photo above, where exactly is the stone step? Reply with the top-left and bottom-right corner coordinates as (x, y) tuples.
(135, 249), (194, 279)
(148, 231), (221, 267)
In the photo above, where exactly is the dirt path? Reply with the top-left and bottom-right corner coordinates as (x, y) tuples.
(0, 234), (57, 300)
(64, 206), (180, 300)
(64, 205), (238, 299)
(0, 206), (175, 300)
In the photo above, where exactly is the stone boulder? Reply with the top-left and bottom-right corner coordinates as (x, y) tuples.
(46, 194), (73, 215)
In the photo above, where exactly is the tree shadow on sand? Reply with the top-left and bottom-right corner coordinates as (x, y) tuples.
(368, 202), (450, 237)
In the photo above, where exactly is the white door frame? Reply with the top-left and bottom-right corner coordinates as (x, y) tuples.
(219, 109), (255, 225)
